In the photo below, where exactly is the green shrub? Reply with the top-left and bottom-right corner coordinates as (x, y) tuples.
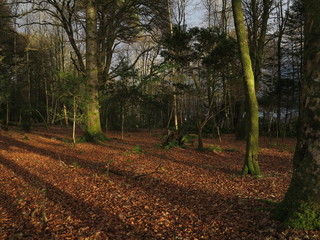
(71, 161), (81, 168)
(132, 145), (144, 154)
(208, 144), (223, 153)
(181, 134), (197, 145)
(164, 140), (180, 151)
(21, 135), (30, 141)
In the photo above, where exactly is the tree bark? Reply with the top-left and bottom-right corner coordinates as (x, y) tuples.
(275, 0), (320, 229)
(121, 104), (125, 140)
(276, 0), (291, 138)
(232, 0), (261, 177)
(167, 0), (179, 131)
(197, 126), (204, 150)
(83, 0), (106, 141)
(63, 104), (68, 127)
(72, 96), (76, 145)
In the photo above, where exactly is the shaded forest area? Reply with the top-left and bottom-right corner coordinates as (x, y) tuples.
(1, 0), (320, 238)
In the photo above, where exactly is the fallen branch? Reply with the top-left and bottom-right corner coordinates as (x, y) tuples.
(133, 171), (163, 180)
(108, 169), (126, 176)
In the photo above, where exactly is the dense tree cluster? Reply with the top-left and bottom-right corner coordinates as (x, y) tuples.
(0, 0), (302, 138)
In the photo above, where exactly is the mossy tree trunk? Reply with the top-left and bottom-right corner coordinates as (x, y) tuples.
(84, 0), (106, 142)
(232, 0), (261, 177)
(275, 0), (320, 229)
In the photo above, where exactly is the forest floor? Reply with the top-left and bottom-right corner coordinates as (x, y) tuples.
(0, 126), (319, 240)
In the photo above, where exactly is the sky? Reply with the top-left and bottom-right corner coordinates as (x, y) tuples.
(185, 0), (206, 27)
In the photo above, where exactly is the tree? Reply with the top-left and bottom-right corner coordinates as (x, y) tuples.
(58, 71), (85, 144)
(0, 0), (14, 128)
(0, 0), (28, 129)
(166, 0), (179, 131)
(201, 0), (231, 32)
(16, 0), (166, 138)
(82, 0), (106, 141)
(257, 0), (303, 138)
(204, 33), (242, 137)
(244, 0), (273, 86)
(234, 0), (272, 140)
(191, 27), (238, 149)
(232, 0), (261, 176)
(274, 0), (291, 137)
(274, 0), (320, 229)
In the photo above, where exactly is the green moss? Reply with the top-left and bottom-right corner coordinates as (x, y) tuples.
(79, 132), (109, 143)
(286, 202), (320, 229)
(274, 201), (320, 230)
(241, 165), (249, 175)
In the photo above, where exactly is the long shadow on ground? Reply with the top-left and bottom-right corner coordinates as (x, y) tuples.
(0, 133), (280, 239)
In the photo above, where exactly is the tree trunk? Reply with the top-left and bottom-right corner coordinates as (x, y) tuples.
(83, 0), (106, 142)
(275, 0), (320, 229)
(197, 127), (204, 150)
(51, 98), (58, 124)
(276, 0), (291, 138)
(167, 0), (179, 131)
(276, 34), (282, 138)
(121, 104), (125, 140)
(6, 99), (9, 127)
(221, 0), (227, 32)
(44, 77), (49, 124)
(63, 104), (68, 127)
(173, 93), (178, 130)
(72, 96), (76, 145)
(232, 0), (261, 177)
(21, 48), (32, 132)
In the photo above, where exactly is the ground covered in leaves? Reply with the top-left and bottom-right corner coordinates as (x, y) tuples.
(0, 127), (319, 239)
